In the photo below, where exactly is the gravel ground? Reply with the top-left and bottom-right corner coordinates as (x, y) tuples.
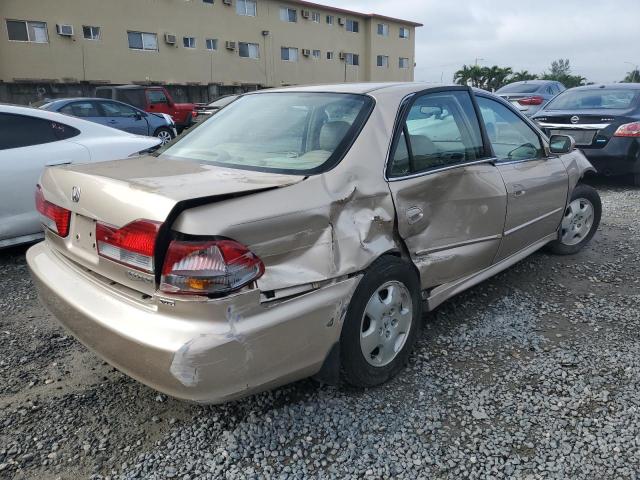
(1, 183), (639, 480)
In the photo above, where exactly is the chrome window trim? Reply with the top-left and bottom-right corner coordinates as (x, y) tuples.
(386, 157), (498, 182)
(537, 122), (610, 130)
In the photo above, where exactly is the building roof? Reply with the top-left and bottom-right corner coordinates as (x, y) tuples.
(289, 0), (424, 27)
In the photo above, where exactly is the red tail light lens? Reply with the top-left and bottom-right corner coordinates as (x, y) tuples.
(518, 96), (544, 106)
(161, 239), (264, 295)
(35, 185), (71, 237)
(96, 219), (162, 272)
(614, 122), (640, 137)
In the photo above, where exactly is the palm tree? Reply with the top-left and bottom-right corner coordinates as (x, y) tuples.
(512, 70), (538, 82)
(483, 66), (513, 91)
(454, 64), (485, 88)
(622, 69), (640, 83)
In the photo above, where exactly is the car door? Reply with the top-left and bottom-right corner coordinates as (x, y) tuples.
(0, 113), (89, 244)
(98, 100), (149, 135)
(475, 94), (569, 261)
(146, 89), (171, 115)
(387, 88), (508, 289)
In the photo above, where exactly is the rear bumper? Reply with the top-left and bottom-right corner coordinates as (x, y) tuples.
(581, 137), (640, 176)
(27, 241), (360, 403)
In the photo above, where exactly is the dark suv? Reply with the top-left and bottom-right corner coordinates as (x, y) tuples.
(95, 85), (197, 133)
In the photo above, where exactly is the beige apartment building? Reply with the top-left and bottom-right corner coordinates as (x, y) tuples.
(0, 0), (421, 104)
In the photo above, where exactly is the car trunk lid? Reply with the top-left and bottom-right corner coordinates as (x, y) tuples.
(38, 156), (304, 294)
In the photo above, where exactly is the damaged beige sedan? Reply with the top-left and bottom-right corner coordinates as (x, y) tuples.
(28, 83), (601, 403)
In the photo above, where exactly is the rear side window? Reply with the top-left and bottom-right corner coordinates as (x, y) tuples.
(0, 113), (80, 150)
(115, 89), (146, 108)
(389, 90), (485, 176)
(476, 96), (543, 162)
(59, 101), (100, 117)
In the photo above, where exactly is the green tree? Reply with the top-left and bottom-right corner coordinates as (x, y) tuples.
(454, 64), (485, 88)
(511, 70), (538, 82)
(622, 69), (640, 83)
(542, 58), (586, 88)
(482, 65), (513, 91)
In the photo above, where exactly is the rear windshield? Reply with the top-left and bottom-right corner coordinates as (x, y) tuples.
(546, 89), (639, 110)
(160, 92), (373, 174)
(497, 83), (541, 94)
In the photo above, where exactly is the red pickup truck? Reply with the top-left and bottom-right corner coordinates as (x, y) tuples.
(95, 85), (197, 133)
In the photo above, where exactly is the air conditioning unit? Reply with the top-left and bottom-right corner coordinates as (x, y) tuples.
(56, 24), (74, 36)
(261, 30), (270, 36)
(302, 49), (310, 56)
(338, 51), (346, 60)
(338, 17), (345, 25)
(222, 0), (232, 5)
(301, 9), (310, 19)
(164, 33), (177, 44)
(225, 41), (237, 50)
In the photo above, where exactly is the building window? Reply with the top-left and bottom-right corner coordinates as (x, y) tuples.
(203, 0), (214, 3)
(312, 49), (321, 59)
(236, 0), (257, 16)
(279, 7), (297, 22)
(346, 19), (359, 33)
(127, 31), (158, 51)
(311, 12), (320, 23)
(239, 42), (259, 58)
(82, 25), (101, 40)
(400, 27), (410, 39)
(377, 23), (389, 36)
(281, 46), (298, 62)
(326, 15), (334, 25)
(206, 38), (218, 50)
(6, 20), (48, 43)
(377, 55), (389, 68)
(183, 36), (196, 48)
(399, 57), (410, 68)
(345, 53), (359, 66)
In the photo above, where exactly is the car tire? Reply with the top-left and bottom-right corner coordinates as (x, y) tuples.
(340, 256), (422, 388)
(547, 183), (601, 255)
(154, 127), (174, 145)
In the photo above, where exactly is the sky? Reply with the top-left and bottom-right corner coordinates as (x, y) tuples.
(319, 0), (639, 84)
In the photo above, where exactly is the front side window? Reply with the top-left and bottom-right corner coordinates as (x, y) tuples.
(83, 25), (101, 40)
(147, 90), (168, 105)
(115, 89), (146, 108)
(239, 42), (260, 59)
(7, 20), (48, 43)
(236, 0), (257, 16)
(281, 46), (298, 62)
(390, 90), (485, 176)
(326, 15), (334, 25)
(0, 113), (79, 150)
(100, 101), (138, 118)
(206, 38), (218, 50)
(183, 36), (196, 48)
(377, 23), (389, 36)
(399, 27), (410, 39)
(345, 53), (359, 66)
(161, 92), (373, 174)
(399, 57), (410, 69)
(60, 101), (100, 117)
(346, 19), (359, 32)
(280, 7), (297, 22)
(128, 31), (158, 51)
(476, 96), (543, 162)
(545, 89), (639, 110)
(377, 55), (389, 68)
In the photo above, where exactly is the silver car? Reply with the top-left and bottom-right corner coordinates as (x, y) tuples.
(496, 80), (566, 117)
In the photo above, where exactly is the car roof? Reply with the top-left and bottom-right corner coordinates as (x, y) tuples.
(506, 80), (558, 85)
(253, 82), (460, 95)
(568, 83), (640, 91)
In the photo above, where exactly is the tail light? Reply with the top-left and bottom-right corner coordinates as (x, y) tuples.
(35, 185), (71, 237)
(614, 122), (640, 137)
(517, 96), (544, 106)
(96, 219), (162, 273)
(160, 239), (264, 295)
(192, 110), (198, 118)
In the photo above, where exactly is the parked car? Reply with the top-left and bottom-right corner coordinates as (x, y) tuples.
(195, 95), (239, 118)
(27, 84), (600, 404)
(95, 85), (197, 133)
(496, 80), (566, 117)
(0, 104), (160, 249)
(533, 83), (640, 186)
(40, 98), (177, 145)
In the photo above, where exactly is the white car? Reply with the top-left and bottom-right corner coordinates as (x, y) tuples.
(0, 104), (161, 248)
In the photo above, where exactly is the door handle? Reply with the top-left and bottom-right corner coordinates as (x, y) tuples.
(406, 206), (424, 225)
(512, 184), (526, 197)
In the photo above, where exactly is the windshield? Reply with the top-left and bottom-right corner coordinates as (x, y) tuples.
(497, 83), (541, 94)
(161, 92), (373, 174)
(546, 89), (639, 110)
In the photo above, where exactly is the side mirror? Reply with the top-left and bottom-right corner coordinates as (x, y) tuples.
(549, 134), (575, 154)
(134, 111), (143, 120)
